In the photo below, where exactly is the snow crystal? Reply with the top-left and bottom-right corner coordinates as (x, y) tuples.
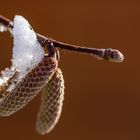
(12, 15), (45, 79)
(0, 78), (4, 85)
(0, 23), (7, 32)
(0, 66), (16, 94)
(7, 83), (16, 92)
(1, 66), (15, 80)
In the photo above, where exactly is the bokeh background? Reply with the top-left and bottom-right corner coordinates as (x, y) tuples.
(0, 0), (139, 140)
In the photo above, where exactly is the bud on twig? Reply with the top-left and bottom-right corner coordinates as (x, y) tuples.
(0, 15), (124, 63)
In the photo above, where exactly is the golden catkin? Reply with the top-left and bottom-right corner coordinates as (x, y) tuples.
(0, 56), (58, 116)
(36, 68), (64, 134)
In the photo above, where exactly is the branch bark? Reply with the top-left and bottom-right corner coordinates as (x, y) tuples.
(0, 15), (124, 63)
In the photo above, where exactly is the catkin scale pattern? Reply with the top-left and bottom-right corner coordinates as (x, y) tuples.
(0, 56), (58, 116)
(36, 68), (64, 134)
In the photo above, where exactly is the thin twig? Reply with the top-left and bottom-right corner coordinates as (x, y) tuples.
(0, 15), (124, 63)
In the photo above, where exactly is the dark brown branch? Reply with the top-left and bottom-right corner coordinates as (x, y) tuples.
(0, 15), (124, 63)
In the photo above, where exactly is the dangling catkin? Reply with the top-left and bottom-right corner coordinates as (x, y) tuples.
(0, 56), (58, 116)
(36, 68), (64, 134)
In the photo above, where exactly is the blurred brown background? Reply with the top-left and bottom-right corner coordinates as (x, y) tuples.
(0, 0), (139, 140)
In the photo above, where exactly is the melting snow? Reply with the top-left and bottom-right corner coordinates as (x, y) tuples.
(0, 66), (16, 90)
(0, 15), (45, 92)
(12, 15), (45, 79)
(0, 23), (7, 32)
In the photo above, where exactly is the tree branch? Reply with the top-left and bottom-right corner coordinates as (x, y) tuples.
(0, 15), (124, 63)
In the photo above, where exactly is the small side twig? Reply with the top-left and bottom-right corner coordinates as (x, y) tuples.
(0, 15), (124, 63)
